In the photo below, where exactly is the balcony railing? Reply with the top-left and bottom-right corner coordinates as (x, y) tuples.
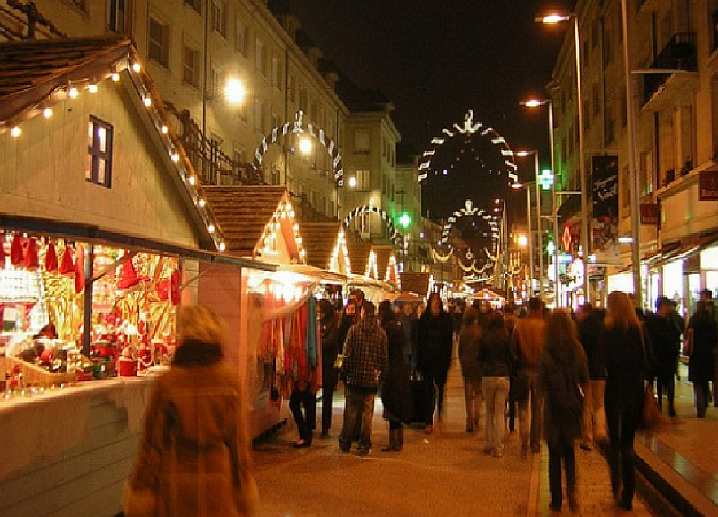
(0, 0), (66, 41)
(169, 107), (264, 186)
(642, 32), (697, 104)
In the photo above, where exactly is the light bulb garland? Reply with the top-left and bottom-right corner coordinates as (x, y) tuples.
(2, 50), (226, 253)
(342, 205), (401, 245)
(256, 200), (306, 263)
(417, 109), (519, 186)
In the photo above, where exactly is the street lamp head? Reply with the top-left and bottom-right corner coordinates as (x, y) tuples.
(535, 13), (571, 24)
(517, 235), (528, 247)
(347, 176), (357, 188)
(298, 136), (313, 156)
(223, 78), (247, 105)
(514, 149), (536, 157)
(520, 99), (548, 109)
(511, 182), (523, 190)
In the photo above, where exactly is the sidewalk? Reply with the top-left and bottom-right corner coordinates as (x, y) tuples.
(633, 365), (718, 515)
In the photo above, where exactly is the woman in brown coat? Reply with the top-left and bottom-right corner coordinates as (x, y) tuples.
(124, 306), (257, 517)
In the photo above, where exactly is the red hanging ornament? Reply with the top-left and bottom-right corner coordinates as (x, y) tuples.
(44, 241), (58, 272)
(117, 253), (139, 289)
(157, 279), (170, 301)
(170, 269), (181, 306)
(23, 238), (39, 270)
(75, 244), (85, 294)
(10, 234), (23, 266)
(59, 245), (75, 275)
(0, 232), (6, 268)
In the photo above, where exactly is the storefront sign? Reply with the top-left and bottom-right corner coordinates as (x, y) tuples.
(591, 155), (619, 251)
(699, 170), (718, 201)
(562, 225), (572, 252)
(640, 203), (660, 225)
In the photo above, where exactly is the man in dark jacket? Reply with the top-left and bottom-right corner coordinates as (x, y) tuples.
(339, 302), (388, 455)
(577, 304), (607, 450)
(646, 298), (681, 416)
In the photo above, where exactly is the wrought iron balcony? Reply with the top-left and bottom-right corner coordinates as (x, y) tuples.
(642, 33), (697, 105)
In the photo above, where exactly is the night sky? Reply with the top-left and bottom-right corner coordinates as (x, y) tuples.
(291, 0), (572, 219)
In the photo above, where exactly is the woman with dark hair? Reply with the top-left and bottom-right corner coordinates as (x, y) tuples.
(378, 300), (411, 451)
(417, 292), (454, 434)
(539, 310), (588, 513)
(124, 306), (257, 517)
(319, 299), (340, 437)
(686, 300), (718, 417)
(602, 291), (647, 511)
(479, 312), (513, 457)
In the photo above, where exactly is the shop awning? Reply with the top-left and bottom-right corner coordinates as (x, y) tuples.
(644, 230), (718, 268)
(277, 264), (347, 284)
(0, 213), (276, 271)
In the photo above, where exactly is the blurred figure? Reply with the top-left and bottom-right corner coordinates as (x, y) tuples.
(319, 300), (340, 438)
(514, 297), (546, 455)
(602, 292), (647, 511)
(398, 303), (419, 370)
(125, 306), (257, 517)
(339, 302), (388, 455)
(479, 312), (513, 458)
(686, 301), (718, 417)
(576, 304), (607, 450)
(699, 289), (718, 406)
(539, 310), (588, 513)
(378, 301), (411, 451)
(417, 293), (454, 434)
(289, 380), (316, 448)
(459, 307), (482, 432)
(645, 297), (681, 416)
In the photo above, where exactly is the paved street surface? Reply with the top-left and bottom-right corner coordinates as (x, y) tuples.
(253, 364), (655, 516)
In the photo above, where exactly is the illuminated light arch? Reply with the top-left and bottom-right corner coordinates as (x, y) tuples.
(253, 110), (344, 186)
(342, 205), (401, 245)
(440, 199), (501, 246)
(417, 109), (519, 185)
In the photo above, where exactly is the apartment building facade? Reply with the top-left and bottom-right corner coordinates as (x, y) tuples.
(549, 0), (718, 313)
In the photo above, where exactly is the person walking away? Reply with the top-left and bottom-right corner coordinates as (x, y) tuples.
(539, 310), (589, 513)
(646, 297), (681, 416)
(339, 302), (388, 455)
(124, 306), (257, 517)
(318, 300), (340, 438)
(479, 312), (513, 458)
(602, 291), (647, 511)
(378, 301), (411, 451)
(416, 292), (454, 434)
(686, 301), (718, 417)
(514, 297), (547, 455)
(504, 305), (519, 433)
(699, 289), (718, 406)
(289, 380), (317, 448)
(576, 304), (607, 450)
(399, 302), (419, 371)
(459, 307), (482, 432)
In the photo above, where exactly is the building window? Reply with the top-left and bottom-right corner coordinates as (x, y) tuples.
(592, 84), (600, 117)
(272, 55), (281, 89)
(211, 0), (226, 37)
(235, 16), (248, 55)
(299, 87), (308, 112)
(289, 76), (297, 103)
(639, 151), (654, 195)
(621, 165), (630, 209)
(255, 38), (264, 74)
(354, 129), (370, 154)
(208, 64), (222, 99)
(86, 117), (113, 188)
(353, 169), (371, 190)
(148, 17), (169, 67)
(183, 46), (200, 87)
(184, 0), (201, 13)
(107, 0), (126, 33)
(605, 114), (615, 144)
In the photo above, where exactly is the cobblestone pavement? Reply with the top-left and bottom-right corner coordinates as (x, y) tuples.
(253, 365), (534, 517)
(534, 445), (652, 516)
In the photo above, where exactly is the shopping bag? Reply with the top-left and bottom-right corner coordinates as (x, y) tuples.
(640, 383), (661, 430)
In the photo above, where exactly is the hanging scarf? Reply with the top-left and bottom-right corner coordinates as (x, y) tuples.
(10, 234), (23, 266)
(74, 244), (85, 294)
(44, 241), (58, 272)
(59, 244), (75, 275)
(306, 296), (317, 369)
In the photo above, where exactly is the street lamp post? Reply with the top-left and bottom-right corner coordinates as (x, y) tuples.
(514, 150), (544, 300)
(512, 181), (535, 298)
(537, 12), (591, 305)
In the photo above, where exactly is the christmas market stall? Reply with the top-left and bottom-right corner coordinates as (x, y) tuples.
(0, 36), (273, 516)
(200, 185), (327, 436)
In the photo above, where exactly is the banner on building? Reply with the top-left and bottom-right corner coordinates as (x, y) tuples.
(699, 170), (718, 201)
(591, 155), (619, 252)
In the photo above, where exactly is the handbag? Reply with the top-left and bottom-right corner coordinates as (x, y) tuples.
(640, 383), (661, 430)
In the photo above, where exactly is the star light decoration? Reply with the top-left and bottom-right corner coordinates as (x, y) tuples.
(418, 110), (519, 185)
(253, 110), (344, 186)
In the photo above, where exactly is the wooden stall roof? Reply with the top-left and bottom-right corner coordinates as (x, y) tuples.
(0, 36), (130, 123)
(346, 234), (373, 276)
(373, 245), (395, 282)
(203, 186), (287, 257)
(300, 221), (342, 270)
(400, 272), (430, 297)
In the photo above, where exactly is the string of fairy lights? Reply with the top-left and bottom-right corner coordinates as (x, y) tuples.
(1, 48), (227, 254)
